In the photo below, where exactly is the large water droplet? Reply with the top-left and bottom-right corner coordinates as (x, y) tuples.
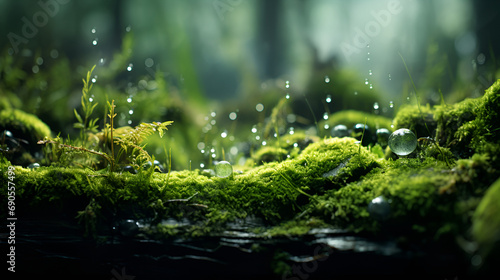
(127, 63), (133, 71)
(215, 161), (233, 178)
(388, 128), (417, 156)
(256, 103), (264, 112)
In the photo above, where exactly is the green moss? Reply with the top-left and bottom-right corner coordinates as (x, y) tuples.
(393, 104), (435, 138)
(250, 146), (288, 165)
(434, 79), (500, 161)
(473, 176), (500, 264)
(0, 109), (52, 142)
(322, 110), (393, 132)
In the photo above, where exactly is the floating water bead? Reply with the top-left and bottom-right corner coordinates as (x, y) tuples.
(388, 128), (417, 156)
(376, 128), (391, 148)
(331, 124), (349, 138)
(215, 161), (233, 178)
(368, 196), (391, 221)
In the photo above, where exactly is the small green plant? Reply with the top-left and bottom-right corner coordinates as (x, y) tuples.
(74, 65), (99, 145)
(113, 120), (173, 171)
(39, 66), (174, 173)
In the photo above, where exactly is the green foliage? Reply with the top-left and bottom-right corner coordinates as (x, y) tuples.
(74, 65), (99, 144)
(114, 121), (173, 169)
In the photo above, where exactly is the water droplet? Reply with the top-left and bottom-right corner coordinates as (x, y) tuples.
(91, 75), (97, 83)
(368, 70), (372, 76)
(36, 57), (43, 65)
(229, 112), (237, 120)
(127, 96), (132, 103)
(221, 131), (228, 138)
(326, 95), (332, 103)
(256, 103), (264, 112)
(388, 73), (392, 80)
(285, 80), (290, 89)
(125, 25), (132, 32)
(32, 65), (39, 73)
(331, 124), (349, 138)
(91, 28), (96, 34)
(262, 141), (267, 146)
(376, 128), (390, 148)
(215, 161), (233, 178)
(364, 79), (369, 85)
(369, 84), (373, 89)
(145, 58), (154, 67)
(28, 163), (40, 169)
(324, 76), (330, 83)
(373, 102), (379, 110)
(50, 49), (59, 58)
(388, 128), (417, 156)
(251, 127), (257, 133)
(389, 101), (394, 108)
(285, 93), (290, 99)
(127, 63), (133, 71)
(324, 124), (330, 130)
(89, 94), (94, 102)
(128, 109), (134, 115)
(92, 38), (98, 46)
(197, 142), (205, 150)
(354, 91), (358, 96)
(211, 111), (217, 118)
(323, 112), (329, 120)
(289, 127), (295, 135)
(368, 196), (391, 221)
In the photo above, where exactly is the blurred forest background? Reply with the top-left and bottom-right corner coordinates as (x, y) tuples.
(1, 0), (499, 169)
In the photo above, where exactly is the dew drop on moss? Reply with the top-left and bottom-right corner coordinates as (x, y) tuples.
(376, 128), (391, 148)
(388, 128), (417, 156)
(215, 161), (232, 178)
(331, 124), (349, 138)
(368, 196), (391, 221)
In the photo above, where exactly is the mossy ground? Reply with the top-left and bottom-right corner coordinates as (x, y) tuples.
(2, 80), (500, 275)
